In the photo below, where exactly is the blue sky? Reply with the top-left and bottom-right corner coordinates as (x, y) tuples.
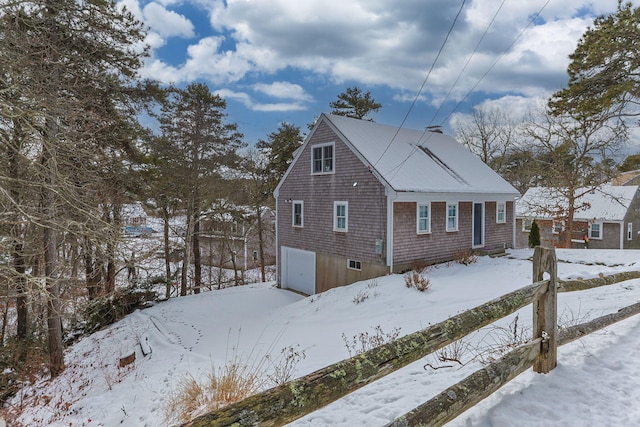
(118, 0), (629, 145)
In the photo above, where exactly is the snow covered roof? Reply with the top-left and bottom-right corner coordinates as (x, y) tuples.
(121, 203), (147, 218)
(516, 185), (639, 221)
(323, 114), (519, 195)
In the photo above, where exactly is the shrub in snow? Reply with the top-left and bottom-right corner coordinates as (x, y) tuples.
(454, 248), (478, 265)
(404, 270), (430, 292)
(342, 325), (402, 357)
(164, 344), (307, 424)
(77, 280), (158, 337)
(529, 220), (541, 248)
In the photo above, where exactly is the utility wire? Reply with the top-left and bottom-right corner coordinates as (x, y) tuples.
(381, 0), (507, 179)
(385, 0), (553, 183)
(427, 0), (508, 127)
(372, 0), (467, 168)
(436, 0), (553, 128)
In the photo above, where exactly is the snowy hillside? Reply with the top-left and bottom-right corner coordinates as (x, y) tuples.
(7, 249), (640, 426)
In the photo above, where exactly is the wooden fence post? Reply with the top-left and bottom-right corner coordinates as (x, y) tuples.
(532, 246), (557, 373)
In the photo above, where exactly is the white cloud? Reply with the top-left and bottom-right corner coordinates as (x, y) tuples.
(252, 82), (312, 102)
(143, 2), (195, 38)
(215, 89), (308, 112)
(181, 36), (252, 83)
(251, 103), (307, 112)
(144, 32), (166, 50)
(135, 0), (628, 118)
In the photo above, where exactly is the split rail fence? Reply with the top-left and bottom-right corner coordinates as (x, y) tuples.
(183, 247), (640, 427)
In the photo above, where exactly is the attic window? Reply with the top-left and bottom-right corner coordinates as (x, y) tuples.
(312, 142), (334, 174)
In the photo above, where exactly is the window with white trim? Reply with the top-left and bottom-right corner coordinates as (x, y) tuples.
(446, 202), (458, 231)
(552, 220), (565, 234)
(292, 201), (303, 227)
(347, 259), (362, 270)
(496, 202), (506, 223)
(417, 203), (431, 234)
(589, 222), (602, 240)
(628, 223), (633, 241)
(522, 218), (533, 232)
(312, 142), (334, 174)
(334, 201), (348, 232)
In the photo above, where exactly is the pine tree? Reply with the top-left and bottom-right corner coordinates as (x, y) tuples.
(0, 0), (148, 377)
(156, 83), (244, 296)
(330, 86), (382, 121)
(256, 122), (303, 193)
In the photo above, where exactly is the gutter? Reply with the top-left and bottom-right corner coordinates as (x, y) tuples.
(386, 187), (398, 272)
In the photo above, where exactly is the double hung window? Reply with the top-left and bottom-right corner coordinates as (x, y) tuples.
(446, 203), (458, 231)
(312, 143), (334, 174)
(334, 201), (348, 232)
(292, 201), (304, 227)
(417, 204), (430, 234)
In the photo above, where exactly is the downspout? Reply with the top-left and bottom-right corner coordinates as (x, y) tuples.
(386, 188), (398, 273)
(619, 220), (624, 249)
(274, 191), (279, 286)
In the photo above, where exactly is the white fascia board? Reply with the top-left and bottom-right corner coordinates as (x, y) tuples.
(273, 118), (321, 199)
(394, 191), (518, 204)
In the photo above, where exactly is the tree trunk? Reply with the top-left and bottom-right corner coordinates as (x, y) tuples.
(84, 243), (102, 300)
(163, 206), (172, 298)
(564, 194), (576, 248)
(9, 121), (28, 341)
(217, 238), (225, 289)
(104, 204), (120, 293)
(43, 139), (64, 377)
(193, 217), (201, 294)
(255, 206), (266, 283)
(14, 241), (28, 340)
(181, 207), (193, 296)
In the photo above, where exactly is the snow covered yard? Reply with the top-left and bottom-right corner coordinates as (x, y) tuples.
(6, 249), (640, 426)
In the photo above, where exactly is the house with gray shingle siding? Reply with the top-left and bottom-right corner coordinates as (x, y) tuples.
(274, 114), (520, 294)
(515, 185), (640, 249)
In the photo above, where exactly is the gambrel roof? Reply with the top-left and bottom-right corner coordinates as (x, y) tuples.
(516, 185), (639, 222)
(318, 114), (519, 195)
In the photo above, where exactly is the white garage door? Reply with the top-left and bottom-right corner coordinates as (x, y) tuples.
(281, 246), (316, 295)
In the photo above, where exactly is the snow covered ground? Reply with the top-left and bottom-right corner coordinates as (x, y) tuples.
(6, 249), (640, 426)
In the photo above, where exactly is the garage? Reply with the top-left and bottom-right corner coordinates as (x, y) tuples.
(281, 246), (316, 295)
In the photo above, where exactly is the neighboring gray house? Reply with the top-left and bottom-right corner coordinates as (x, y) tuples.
(515, 185), (640, 249)
(274, 114), (520, 295)
(200, 206), (276, 271)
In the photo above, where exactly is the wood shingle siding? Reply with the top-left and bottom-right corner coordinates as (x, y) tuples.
(277, 121), (388, 290)
(275, 114), (519, 293)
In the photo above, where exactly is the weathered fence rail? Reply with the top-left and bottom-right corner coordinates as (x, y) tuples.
(183, 247), (640, 427)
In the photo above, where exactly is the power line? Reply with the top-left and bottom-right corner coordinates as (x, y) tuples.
(385, 0), (553, 183)
(427, 0), (508, 127)
(437, 0), (553, 128)
(372, 0), (467, 168)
